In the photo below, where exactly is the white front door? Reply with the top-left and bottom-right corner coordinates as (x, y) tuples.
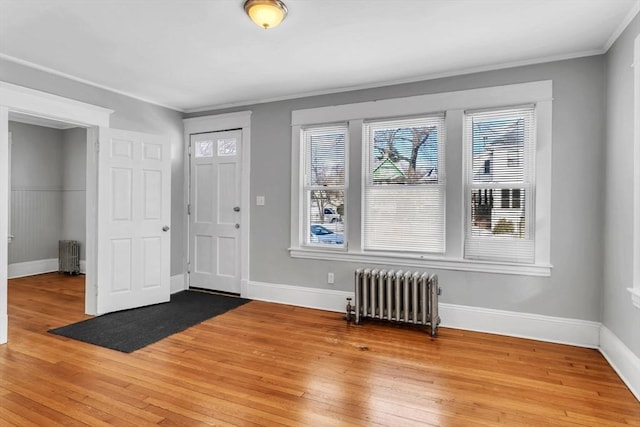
(189, 130), (241, 294)
(96, 128), (171, 314)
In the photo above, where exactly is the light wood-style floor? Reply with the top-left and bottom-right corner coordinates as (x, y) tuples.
(1, 273), (638, 426)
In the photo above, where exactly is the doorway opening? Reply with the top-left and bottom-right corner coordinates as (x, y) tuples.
(0, 81), (112, 344)
(2, 82), (172, 345)
(7, 118), (87, 281)
(6, 117), (89, 336)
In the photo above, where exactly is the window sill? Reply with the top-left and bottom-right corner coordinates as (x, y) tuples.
(628, 288), (640, 309)
(289, 247), (552, 277)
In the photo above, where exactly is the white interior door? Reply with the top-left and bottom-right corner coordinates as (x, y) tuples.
(189, 130), (241, 294)
(96, 128), (171, 314)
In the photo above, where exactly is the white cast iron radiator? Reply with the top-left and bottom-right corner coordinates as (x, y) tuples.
(58, 240), (80, 275)
(346, 268), (441, 337)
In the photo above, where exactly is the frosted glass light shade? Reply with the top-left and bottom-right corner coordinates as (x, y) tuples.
(244, 0), (288, 29)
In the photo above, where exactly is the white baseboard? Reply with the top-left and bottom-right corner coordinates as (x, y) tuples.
(246, 281), (352, 312)
(599, 325), (640, 401)
(246, 280), (600, 347)
(171, 274), (186, 294)
(80, 260), (86, 274)
(439, 303), (601, 348)
(8, 258), (58, 279)
(0, 314), (7, 345)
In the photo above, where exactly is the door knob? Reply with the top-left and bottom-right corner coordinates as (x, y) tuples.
(233, 206), (240, 212)
(235, 224), (240, 229)
(162, 225), (170, 232)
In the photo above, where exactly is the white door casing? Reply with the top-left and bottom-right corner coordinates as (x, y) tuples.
(189, 130), (241, 294)
(97, 127), (171, 314)
(7, 132), (12, 245)
(0, 107), (8, 344)
(0, 82), (113, 344)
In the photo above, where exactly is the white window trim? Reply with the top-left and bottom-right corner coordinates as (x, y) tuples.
(290, 81), (553, 277)
(629, 35), (640, 309)
(289, 247), (551, 276)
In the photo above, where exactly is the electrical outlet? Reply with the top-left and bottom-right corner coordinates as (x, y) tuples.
(327, 272), (334, 284)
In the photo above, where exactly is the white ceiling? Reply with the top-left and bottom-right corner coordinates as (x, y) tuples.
(1, 0), (638, 112)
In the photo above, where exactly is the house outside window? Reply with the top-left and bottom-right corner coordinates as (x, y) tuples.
(465, 106), (535, 263)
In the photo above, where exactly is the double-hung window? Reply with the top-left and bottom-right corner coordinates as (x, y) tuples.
(291, 81), (552, 276)
(363, 115), (445, 253)
(301, 124), (347, 248)
(464, 106), (536, 263)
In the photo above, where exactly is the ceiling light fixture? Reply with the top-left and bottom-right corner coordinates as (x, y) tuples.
(244, 0), (288, 29)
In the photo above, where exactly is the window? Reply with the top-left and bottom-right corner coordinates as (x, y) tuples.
(483, 159), (491, 174)
(362, 116), (445, 253)
(501, 189), (510, 208)
(512, 188), (522, 209)
(464, 106), (535, 263)
(301, 125), (347, 248)
(290, 81), (552, 276)
(195, 140), (214, 158)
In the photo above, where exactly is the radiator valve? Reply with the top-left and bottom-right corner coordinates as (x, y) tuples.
(345, 297), (353, 322)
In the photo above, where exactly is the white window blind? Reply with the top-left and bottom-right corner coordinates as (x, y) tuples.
(363, 115), (445, 253)
(302, 125), (347, 248)
(464, 106), (535, 263)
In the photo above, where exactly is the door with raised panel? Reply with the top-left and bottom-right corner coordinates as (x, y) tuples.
(96, 128), (171, 314)
(189, 130), (241, 294)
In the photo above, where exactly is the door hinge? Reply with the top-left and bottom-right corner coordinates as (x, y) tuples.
(188, 145), (192, 156)
(95, 141), (100, 152)
(187, 204), (191, 215)
(187, 262), (191, 274)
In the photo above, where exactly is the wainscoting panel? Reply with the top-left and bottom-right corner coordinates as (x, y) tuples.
(9, 188), (63, 264)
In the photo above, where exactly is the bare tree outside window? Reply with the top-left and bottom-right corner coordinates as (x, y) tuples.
(372, 125), (439, 184)
(364, 116), (445, 253)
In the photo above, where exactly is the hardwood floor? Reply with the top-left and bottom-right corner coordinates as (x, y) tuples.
(1, 273), (638, 426)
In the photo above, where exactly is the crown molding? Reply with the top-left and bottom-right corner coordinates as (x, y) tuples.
(603, 0), (640, 52)
(0, 54), (184, 113)
(185, 49), (603, 114)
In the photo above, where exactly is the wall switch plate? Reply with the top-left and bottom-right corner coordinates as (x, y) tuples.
(256, 196), (265, 206)
(327, 272), (334, 284)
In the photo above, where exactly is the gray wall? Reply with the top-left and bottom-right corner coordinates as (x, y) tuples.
(0, 59), (185, 276)
(3, 30), (630, 337)
(604, 14), (640, 358)
(187, 55), (607, 322)
(61, 127), (87, 261)
(8, 121), (64, 263)
(8, 122), (88, 264)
